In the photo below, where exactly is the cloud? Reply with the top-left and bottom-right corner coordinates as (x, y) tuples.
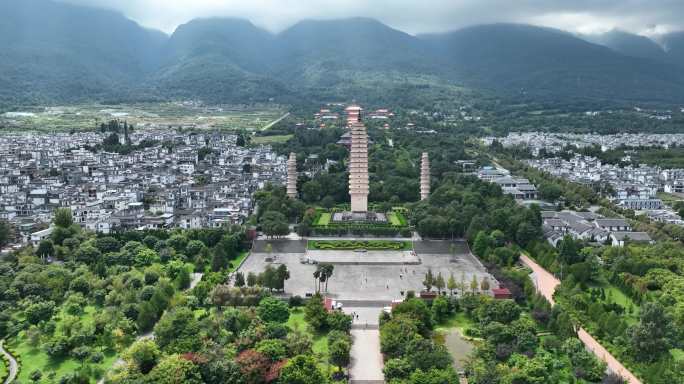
(60, 0), (684, 36)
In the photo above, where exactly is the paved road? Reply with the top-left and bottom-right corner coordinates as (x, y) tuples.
(0, 339), (18, 384)
(349, 329), (385, 383)
(520, 255), (641, 384)
(189, 272), (203, 290)
(519, 254), (560, 305)
(261, 112), (290, 131)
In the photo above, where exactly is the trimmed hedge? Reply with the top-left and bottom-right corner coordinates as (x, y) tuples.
(309, 240), (412, 250)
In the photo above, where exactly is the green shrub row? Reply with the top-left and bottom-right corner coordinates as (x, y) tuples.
(311, 225), (411, 237)
(309, 240), (411, 250)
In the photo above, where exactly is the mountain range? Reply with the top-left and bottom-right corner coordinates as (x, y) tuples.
(2, 0), (684, 107)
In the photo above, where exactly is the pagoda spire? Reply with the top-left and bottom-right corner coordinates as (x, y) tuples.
(420, 152), (430, 200)
(349, 122), (369, 212)
(287, 152), (298, 199)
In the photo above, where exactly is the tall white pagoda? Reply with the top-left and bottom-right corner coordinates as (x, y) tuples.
(420, 152), (430, 200)
(286, 152), (298, 199)
(349, 122), (369, 212)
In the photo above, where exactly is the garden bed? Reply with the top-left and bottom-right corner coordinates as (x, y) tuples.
(308, 240), (412, 251)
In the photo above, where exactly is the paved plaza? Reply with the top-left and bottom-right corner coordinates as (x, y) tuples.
(239, 240), (496, 302)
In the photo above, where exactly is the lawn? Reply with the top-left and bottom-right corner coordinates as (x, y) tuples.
(598, 284), (640, 323)
(10, 305), (119, 383)
(435, 312), (477, 336)
(0, 358), (7, 382)
(250, 134), (293, 145)
(387, 212), (403, 226)
(287, 309), (329, 372)
(316, 212), (331, 226)
(229, 251), (249, 272)
(308, 239), (412, 251)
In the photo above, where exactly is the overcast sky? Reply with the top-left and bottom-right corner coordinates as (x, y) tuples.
(62, 0), (684, 36)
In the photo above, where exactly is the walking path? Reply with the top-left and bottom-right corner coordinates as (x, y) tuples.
(519, 255), (641, 384)
(349, 329), (384, 384)
(345, 307), (385, 383)
(0, 340), (18, 384)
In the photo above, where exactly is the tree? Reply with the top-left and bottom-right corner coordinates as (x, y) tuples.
(125, 339), (161, 374)
(447, 273), (457, 295)
(235, 272), (246, 287)
(423, 269), (434, 292)
(470, 275), (479, 294)
(472, 231), (491, 257)
(137, 302), (158, 332)
(326, 311), (352, 332)
(459, 272), (466, 296)
(476, 298), (521, 324)
(247, 272), (258, 287)
(279, 354), (327, 384)
(392, 298), (433, 335)
(380, 316), (420, 358)
(212, 234), (239, 272)
(53, 208), (74, 228)
(432, 296), (450, 323)
(25, 301), (55, 324)
(147, 354), (203, 384)
(201, 359), (244, 384)
(301, 180), (322, 203)
(37, 239), (55, 260)
(257, 296), (290, 323)
(135, 248), (159, 266)
(71, 345), (91, 367)
(434, 272), (445, 294)
(260, 265), (277, 291)
(329, 338), (351, 372)
(30, 369), (43, 383)
(260, 211), (289, 238)
(0, 220), (10, 247)
(154, 307), (202, 353)
(480, 276), (491, 292)
(275, 264), (290, 292)
(383, 358), (412, 381)
(286, 329), (313, 356)
(304, 294), (328, 331)
(75, 244), (102, 264)
(235, 349), (270, 384)
(516, 222), (540, 247)
(319, 263), (334, 292)
(95, 236), (121, 253)
(405, 338), (452, 372)
(629, 302), (672, 362)
(558, 235), (582, 265)
(174, 266), (191, 290)
(255, 339), (287, 361)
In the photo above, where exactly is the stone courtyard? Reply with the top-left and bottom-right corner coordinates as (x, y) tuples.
(238, 239), (496, 302)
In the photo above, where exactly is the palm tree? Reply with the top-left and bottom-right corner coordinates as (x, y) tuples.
(313, 269), (321, 293)
(320, 263), (334, 293)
